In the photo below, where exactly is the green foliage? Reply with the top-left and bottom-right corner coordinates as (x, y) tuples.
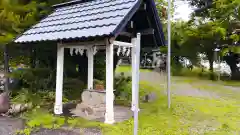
(10, 68), (54, 91)
(0, 0), (48, 45)
(63, 78), (85, 100)
(114, 74), (158, 106)
(172, 67), (219, 80)
(11, 88), (41, 106)
(11, 89), (69, 108)
(94, 52), (106, 81)
(114, 73), (132, 100)
(17, 108), (101, 135)
(16, 108), (66, 135)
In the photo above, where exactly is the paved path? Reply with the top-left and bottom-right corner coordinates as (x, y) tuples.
(138, 71), (219, 98)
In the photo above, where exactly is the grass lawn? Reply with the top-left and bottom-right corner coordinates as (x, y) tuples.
(20, 66), (240, 135)
(115, 65), (151, 73)
(101, 83), (240, 135)
(22, 81), (240, 135)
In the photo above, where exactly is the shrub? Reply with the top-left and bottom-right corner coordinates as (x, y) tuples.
(63, 78), (85, 100)
(114, 73), (156, 106)
(94, 52), (106, 81)
(10, 68), (54, 91)
(114, 72), (131, 99)
(11, 88), (41, 106)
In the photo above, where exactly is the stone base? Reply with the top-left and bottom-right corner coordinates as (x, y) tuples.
(71, 103), (105, 120)
(70, 106), (133, 123)
(71, 90), (107, 120)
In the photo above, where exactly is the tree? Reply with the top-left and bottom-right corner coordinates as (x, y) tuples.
(0, 0), (47, 45)
(184, 0), (240, 80)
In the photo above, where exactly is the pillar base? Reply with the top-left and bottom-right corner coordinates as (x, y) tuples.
(104, 119), (115, 124)
(131, 106), (140, 112)
(54, 104), (63, 115)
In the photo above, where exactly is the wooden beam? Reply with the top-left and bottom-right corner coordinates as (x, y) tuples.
(137, 28), (155, 35)
(113, 41), (133, 47)
(60, 40), (105, 48)
(119, 32), (133, 37)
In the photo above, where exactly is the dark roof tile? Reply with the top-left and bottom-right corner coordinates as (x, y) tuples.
(15, 0), (139, 43)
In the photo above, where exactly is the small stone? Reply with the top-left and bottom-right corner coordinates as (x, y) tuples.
(142, 92), (157, 102)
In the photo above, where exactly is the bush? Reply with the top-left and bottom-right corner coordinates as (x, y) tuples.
(63, 78), (85, 100)
(114, 72), (131, 99)
(11, 88), (41, 106)
(94, 52), (106, 81)
(172, 66), (220, 80)
(10, 68), (55, 91)
(114, 73), (156, 106)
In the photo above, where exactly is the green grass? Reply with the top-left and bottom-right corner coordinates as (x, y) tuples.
(101, 81), (240, 135)
(19, 68), (240, 135)
(116, 65), (151, 73)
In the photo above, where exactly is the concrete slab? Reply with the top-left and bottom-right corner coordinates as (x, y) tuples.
(70, 106), (133, 123)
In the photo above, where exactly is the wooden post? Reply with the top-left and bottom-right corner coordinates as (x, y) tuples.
(87, 46), (94, 89)
(54, 44), (64, 115)
(105, 40), (115, 124)
(131, 38), (136, 111)
(133, 33), (141, 135)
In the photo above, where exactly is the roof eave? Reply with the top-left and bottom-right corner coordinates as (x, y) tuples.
(149, 0), (166, 46)
(111, 0), (142, 37)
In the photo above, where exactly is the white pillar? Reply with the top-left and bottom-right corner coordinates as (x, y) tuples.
(131, 38), (136, 111)
(54, 44), (64, 115)
(87, 46), (94, 89)
(105, 42), (115, 124)
(133, 33), (141, 135)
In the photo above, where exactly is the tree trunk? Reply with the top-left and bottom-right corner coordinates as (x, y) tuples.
(4, 45), (9, 92)
(224, 52), (240, 80)
(207, 53), (214, 80)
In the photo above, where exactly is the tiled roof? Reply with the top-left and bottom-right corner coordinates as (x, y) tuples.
(15, 0), (141, 43)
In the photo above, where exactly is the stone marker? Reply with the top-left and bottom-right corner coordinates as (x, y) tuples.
(72, 90), (113, 120)
(142, 92), (157, 102)
(0, 91), (10, 114)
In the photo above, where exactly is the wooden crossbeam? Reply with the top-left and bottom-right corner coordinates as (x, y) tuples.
(138, 28), (155, 35)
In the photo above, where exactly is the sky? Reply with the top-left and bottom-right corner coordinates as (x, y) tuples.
(174, 1), (193, 21)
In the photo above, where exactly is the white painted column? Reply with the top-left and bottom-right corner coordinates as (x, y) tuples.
(131, 38), (136, 111)
(105, 42), (115, 124)
(133, 33), (141, 135)
(87, 46), (94, 89)
(54, 44), (64, 115)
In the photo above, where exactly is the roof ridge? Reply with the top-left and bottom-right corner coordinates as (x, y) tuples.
(52, 0), (94, 8)
(50, 0), (135, 18)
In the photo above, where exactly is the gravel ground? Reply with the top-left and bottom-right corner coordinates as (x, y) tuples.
(0, 117), (25, 135)
(31, 128), (102, 135)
